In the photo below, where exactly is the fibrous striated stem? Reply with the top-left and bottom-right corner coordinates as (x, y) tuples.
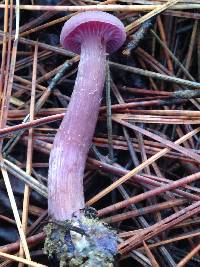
(48, 36), (106, 221)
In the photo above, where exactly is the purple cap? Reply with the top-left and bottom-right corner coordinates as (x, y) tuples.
(60, 11), (126, 54)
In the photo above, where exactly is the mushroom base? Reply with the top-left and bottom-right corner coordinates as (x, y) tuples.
(44, 212), (118, 267)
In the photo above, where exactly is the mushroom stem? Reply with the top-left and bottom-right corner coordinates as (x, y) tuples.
(48, 36), (107, 221)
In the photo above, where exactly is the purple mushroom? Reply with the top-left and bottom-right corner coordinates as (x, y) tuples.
(44, 11), (126, 266)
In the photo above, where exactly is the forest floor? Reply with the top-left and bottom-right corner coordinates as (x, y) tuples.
(0, 1), (200, 267)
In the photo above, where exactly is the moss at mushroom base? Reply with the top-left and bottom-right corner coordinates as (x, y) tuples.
(44, 213), (118, 267)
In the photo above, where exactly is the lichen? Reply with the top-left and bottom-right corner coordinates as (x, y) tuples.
(44, 212), (118, 267)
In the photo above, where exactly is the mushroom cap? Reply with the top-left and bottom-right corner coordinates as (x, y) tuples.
(60, 11), (126, 54)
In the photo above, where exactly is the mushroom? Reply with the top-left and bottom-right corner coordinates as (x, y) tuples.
(44, 11), (126, 266)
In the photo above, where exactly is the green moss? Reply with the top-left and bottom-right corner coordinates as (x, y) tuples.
(43, 221), (69, 265)
(43, 215), (118, 267)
